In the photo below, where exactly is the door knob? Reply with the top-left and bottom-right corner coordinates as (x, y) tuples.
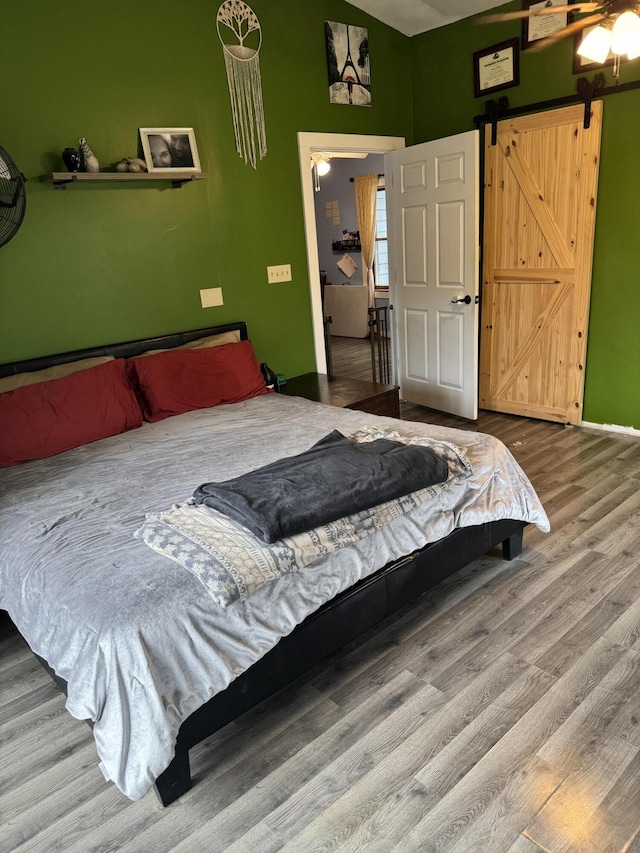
(451, 294), (472, 304)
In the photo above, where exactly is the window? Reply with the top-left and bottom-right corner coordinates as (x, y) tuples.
(375, 188), (389, 289)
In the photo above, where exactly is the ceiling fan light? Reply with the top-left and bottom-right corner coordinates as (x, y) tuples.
(310, 152), (332, 176)
(625, 37), (640, 59)
(611, 11), (640, 56)
(577, 25), (612, 64)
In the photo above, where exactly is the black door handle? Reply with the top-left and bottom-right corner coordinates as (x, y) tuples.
(451, 295), (472, 304)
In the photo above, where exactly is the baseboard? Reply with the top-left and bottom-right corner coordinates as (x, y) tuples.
(581, 420), (640, 437)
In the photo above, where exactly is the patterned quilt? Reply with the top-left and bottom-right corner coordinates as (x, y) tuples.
(136, 427), (473, 606)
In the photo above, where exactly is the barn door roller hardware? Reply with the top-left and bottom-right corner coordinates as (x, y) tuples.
(475, 72), (640, 142)
(577, 72), (606, 127)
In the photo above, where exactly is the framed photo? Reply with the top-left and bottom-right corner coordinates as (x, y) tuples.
(139, 127), (201, 173)
(473, 39), (520, 98)
(521, 0), (569, 50)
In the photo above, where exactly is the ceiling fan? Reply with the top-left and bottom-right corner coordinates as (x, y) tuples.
(310, 150), (368, 190)
(484, 0), (640, 62)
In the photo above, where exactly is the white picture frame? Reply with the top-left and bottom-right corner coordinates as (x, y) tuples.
(139, 127), (201, 173)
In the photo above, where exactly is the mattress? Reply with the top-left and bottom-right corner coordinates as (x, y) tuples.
(0, 394), (549, 800)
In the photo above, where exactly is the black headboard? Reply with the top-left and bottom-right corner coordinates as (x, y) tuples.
(0, 322), (249, 379)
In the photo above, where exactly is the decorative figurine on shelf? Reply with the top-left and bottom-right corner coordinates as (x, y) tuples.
(341, 229), (360, 248)
(79, 137), (99, 173)
(114, 157), (148, 173)
(126, 157), (148, 173)
(62, 147), (81, 172)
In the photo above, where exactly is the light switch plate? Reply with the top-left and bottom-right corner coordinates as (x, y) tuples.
(267, 264), (292, 283)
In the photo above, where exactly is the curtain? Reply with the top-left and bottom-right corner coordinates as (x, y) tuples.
(354, 174), (378, 309)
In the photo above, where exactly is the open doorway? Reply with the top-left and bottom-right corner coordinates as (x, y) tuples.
(313, 154), (385, 382)
(300, 130), (482, 419)
(297, 132), (404, 380)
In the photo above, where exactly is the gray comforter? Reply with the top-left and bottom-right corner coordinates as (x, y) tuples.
(0, 395), (549, 800)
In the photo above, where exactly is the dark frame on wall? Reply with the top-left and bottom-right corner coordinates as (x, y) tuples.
(521, 0), (570, 50)
(473, 38), (520, 98)
(572, 23), (630, 73)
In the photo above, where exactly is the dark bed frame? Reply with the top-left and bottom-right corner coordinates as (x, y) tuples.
(1, 322), (526, 806)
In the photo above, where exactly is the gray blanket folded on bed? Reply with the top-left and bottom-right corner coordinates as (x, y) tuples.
(192, 429), (449, 543)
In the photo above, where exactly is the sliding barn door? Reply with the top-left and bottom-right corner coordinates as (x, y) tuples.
(480, 103), (602, 424)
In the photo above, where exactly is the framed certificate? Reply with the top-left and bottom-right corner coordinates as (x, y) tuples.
(522, 0), (569, 50)
(572, 23), (627, 72)
(473, 39), (520, 98)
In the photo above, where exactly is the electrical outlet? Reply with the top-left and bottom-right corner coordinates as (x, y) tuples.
(200, 287), (223, 308)
(267, 264), (292, 284)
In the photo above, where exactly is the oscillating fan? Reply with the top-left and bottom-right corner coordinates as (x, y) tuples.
(0, 145), (26, 248)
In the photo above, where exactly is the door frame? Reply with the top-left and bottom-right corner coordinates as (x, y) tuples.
(297, 132), (405, 373)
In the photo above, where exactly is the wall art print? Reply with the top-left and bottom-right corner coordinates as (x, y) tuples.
(325, 21), (371, 107)
(217, 0), (267, 169)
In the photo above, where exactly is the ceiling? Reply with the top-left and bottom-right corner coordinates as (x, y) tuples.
(345, 0), (508, 38)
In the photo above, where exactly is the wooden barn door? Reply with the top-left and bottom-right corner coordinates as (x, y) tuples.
(479, 103), (602, 424)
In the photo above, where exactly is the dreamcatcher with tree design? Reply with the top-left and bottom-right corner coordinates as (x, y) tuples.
(217, 1), (267, 169)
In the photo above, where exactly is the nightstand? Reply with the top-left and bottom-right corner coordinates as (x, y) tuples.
(281, 373), (400, 418)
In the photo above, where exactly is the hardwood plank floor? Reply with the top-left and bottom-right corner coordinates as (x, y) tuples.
(2, 376), (640, 851)
(329, 335), (376, 383)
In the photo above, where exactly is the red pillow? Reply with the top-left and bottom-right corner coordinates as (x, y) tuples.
(0, 359), (143, 468)
(127, 339), (271, 423)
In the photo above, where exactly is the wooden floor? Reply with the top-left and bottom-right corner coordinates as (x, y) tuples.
(2, 357), (640, 850)
(329, 334), (378, 383)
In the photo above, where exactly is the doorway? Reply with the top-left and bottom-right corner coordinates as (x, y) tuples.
(297, 132), (404, 379)
(298, 130), (481, 420)
(312, 153), (386, 382)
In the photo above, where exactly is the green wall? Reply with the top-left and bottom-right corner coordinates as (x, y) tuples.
(2, 0), (638, 428)
(410, 1), (640, 429)
(0, 0), (412, 379)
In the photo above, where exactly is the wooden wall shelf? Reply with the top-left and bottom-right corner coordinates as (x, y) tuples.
(40, 171), (208, 190)
(332, 241), (361, 253)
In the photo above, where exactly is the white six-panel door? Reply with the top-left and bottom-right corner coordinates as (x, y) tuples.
(386, 130), (479, 419)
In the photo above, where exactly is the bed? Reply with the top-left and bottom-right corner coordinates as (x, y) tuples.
(0, 321), (549, 806)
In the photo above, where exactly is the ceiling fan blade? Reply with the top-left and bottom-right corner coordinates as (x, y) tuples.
(527, 13), (607, 50)
(481, 10), (550, 22)
(482, 3), (602, 24)
(533, 3), (602, 12)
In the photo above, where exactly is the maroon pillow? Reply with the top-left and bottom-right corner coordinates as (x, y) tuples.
(127, 340), (271, 423)
(0, 359), (143, 468)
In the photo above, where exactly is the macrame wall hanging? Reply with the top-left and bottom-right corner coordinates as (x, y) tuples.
(217, 0), (267, 169)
